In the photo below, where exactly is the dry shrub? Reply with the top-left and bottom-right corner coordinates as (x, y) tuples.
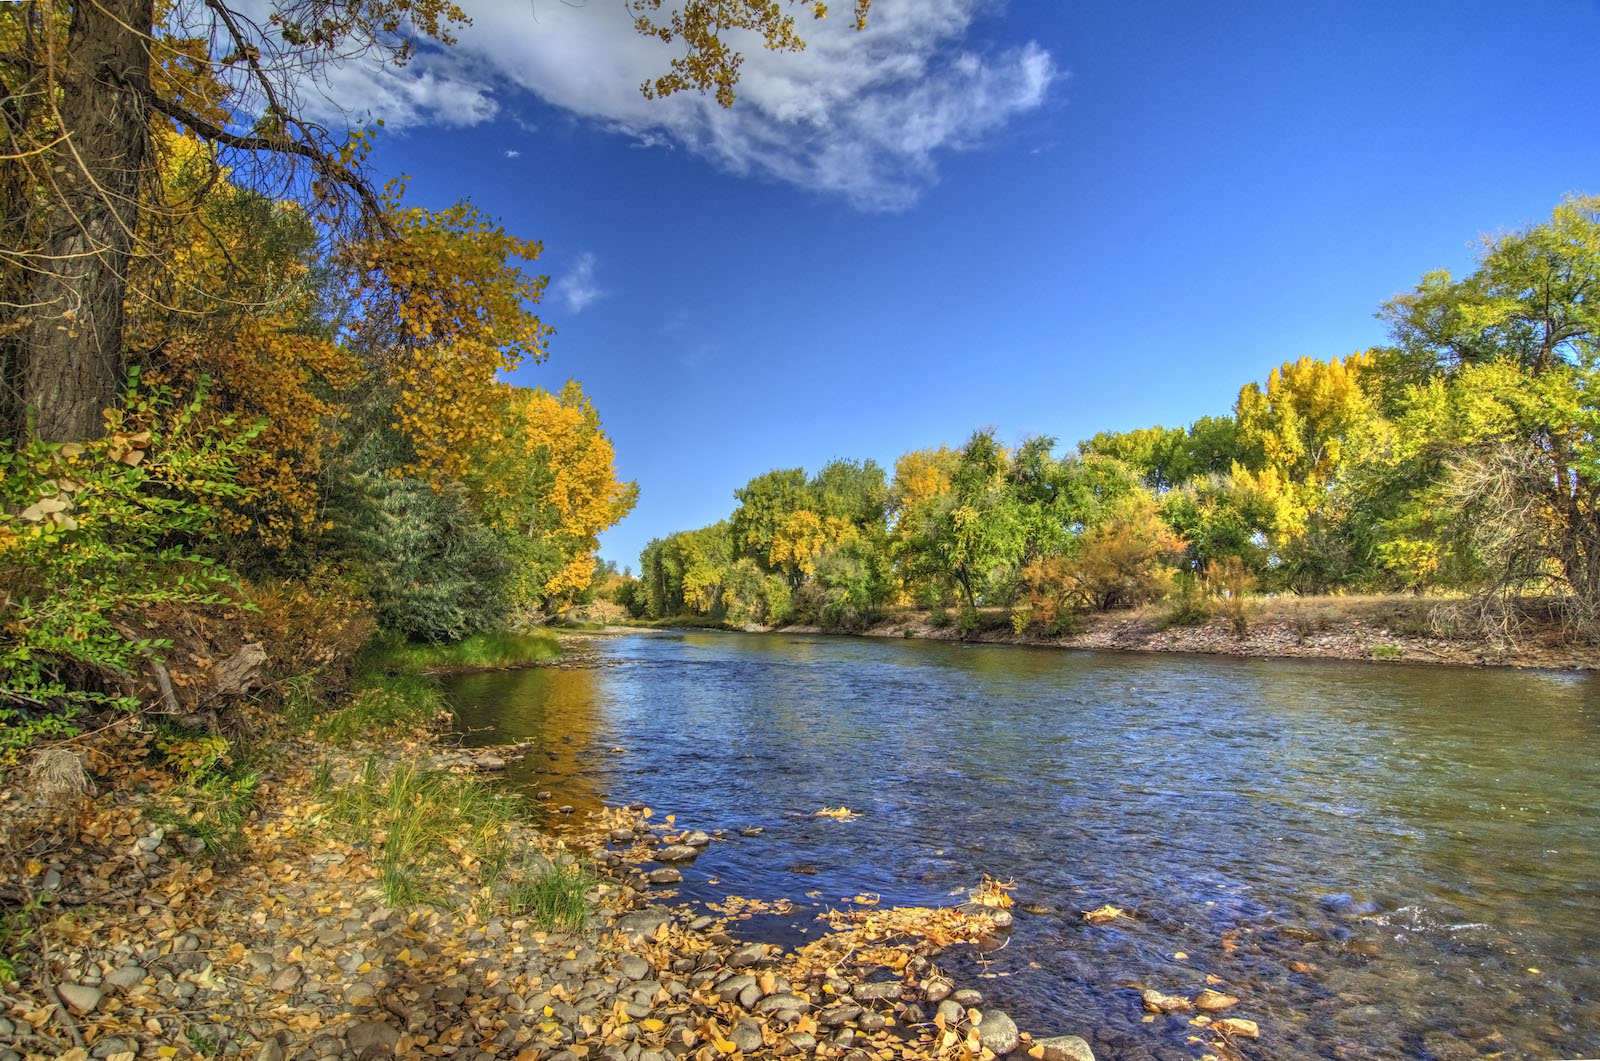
(245, 572), (374, 692)
(1208, 555), (1256, 637)
(1025, 495), (1185, 625)
(567, 599), (626, 626)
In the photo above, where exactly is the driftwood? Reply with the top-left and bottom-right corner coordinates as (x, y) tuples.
(209, 642), (267, 698)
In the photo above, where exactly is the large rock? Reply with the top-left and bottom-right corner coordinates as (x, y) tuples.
(270, 966), (304, 993)
(57, 984), (101, 1014)
(936, 999), (965, 1026)
(1032, 1036), (1094, 1061)
(618, 956), (651, 982)
(977, 1011), (1020, 1055)
(852, 981), (902, 1002)
(645, 868), (683, 885)
(681, 831), (711, 848)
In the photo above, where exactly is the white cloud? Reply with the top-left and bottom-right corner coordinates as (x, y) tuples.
(504, 149), (521, 158)
(306, 0), (1057, 210)
(553, 252), (605, 314)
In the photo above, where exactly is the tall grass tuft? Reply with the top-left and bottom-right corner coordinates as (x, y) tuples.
(506, 862), (597, 928)
(323, 758), (521, 909)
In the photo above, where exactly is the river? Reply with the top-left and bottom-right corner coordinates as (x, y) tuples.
(442, 631), (1600, 1061)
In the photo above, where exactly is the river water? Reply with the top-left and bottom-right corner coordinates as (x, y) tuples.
(443, 631), (1600, 1061)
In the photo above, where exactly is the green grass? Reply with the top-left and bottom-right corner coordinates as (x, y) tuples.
(506, 862), (597, 928)
(361, 630), (562, 674)
(314, 672), (445, 742)
(324, 758), (521, 909)
(1370, 643), (1403, 660)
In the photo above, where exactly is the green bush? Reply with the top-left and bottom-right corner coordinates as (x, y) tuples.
(0, 374), (260, 761)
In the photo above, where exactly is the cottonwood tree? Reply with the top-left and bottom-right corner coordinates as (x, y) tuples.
(0, 0), (870, 440)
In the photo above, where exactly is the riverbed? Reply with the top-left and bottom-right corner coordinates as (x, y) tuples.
(444, 631), (1600, 1061)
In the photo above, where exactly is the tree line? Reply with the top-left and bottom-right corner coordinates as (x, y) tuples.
(621, 197), (1600, 640)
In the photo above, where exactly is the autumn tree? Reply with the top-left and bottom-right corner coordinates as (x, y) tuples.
(479, 381), (639, 619)
(0, 0), (872, 441)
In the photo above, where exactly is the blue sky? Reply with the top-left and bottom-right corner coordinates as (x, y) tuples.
(340, 0), (1600, 569)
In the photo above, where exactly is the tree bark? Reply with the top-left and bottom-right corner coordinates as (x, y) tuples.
(20, 0), (152, 441)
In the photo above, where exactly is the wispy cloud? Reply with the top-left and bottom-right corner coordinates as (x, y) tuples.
(303, 0), (1058, 211)
(503, 148), (521, 158)
(552, 252), (605, 314)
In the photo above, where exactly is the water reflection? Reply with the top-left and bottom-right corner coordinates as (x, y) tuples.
(445, 632), (1600, 1061)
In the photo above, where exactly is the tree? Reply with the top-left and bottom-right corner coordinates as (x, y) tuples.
(1, 0), (873, 441)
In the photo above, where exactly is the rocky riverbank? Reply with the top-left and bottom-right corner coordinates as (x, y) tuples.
(0, 726), (1272, 1061)
(638, 597), (1597, 670)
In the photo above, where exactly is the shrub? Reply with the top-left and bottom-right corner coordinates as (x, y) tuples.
(1163, 570), (1214, 627)
(246, 570), (375, 695)
(1208, 555), (1256, 637)
(0, 374), (260, 761)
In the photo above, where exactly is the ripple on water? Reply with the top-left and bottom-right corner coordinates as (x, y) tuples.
(445, 632), (1600, 1061)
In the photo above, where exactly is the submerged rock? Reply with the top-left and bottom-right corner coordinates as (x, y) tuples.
(1031, 1036), (1095, 1061)
(1215, 1018), (1260, 1039)
(1141, 989), (1192, 1014)
(1194, 989), (1238, 1012)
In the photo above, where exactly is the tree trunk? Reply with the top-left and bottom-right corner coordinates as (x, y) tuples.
(20, 0), (152, 441)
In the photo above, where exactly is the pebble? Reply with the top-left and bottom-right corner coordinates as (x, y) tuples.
(1033, 1035), (1096, 1061)
(730, 1018), (763, 1053)
(936, 999), (965, 1025)
(345, 981), (377, 1007)
(820, 1004), (862, 1026)
(852, 981), (902, 1002)
(977, 1010), (1020, 1055)
(346, 1022), (401, 1053)
(753, 992), (812, 1016)
(952, 989), (983, 1006)
(688, 916), (716, 932)
(726, 943), (770, 969)
(717, 974), (756, 1002)
(57, 984), (102, 1014)
(104, 965), (146, 989)
(269, 965), (304, 993)
(923, 978), (952, 1003)
(618, 955), (651, 981)
(91, 1037), (129, 1058)
(652, 845), (699, 864)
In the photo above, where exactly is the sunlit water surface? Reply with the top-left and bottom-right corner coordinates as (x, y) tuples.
(444, 632), (1600, 1061)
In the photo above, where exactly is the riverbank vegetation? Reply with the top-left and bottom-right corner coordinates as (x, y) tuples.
(623, 197), (1600, 651)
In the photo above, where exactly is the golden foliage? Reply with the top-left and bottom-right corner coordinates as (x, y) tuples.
(632, 0), (871, 108)
(356, 186), (553, 486)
